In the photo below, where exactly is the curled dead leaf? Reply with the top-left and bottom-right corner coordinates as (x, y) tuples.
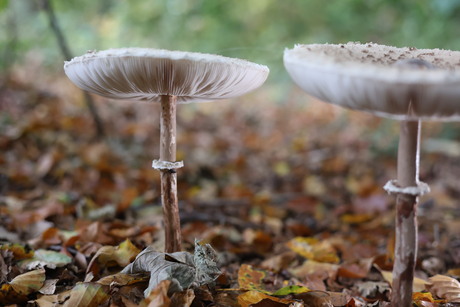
(86, 239), (140, 278)
(122, 241), (220, 297)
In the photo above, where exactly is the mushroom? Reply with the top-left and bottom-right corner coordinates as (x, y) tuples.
(284, 42), (460, 306)
(64, 48), (269, 252)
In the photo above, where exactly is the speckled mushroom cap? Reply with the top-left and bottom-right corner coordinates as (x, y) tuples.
(64, 48), (269, 104)
(284, 42), (460, 120)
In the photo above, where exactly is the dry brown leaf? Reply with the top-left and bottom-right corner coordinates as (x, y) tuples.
(97, 272), (148, 287)
(242, 229), (273, 254)
(426, 274), (460, 302)
(10, 268), (46, 295)
(39, 279), (59, 295)
(260, 251), (297, 272)
(63, 282), (110, 307)
(170, 289), (195, 307)
(34, 290), (72, 307)
(143, 279), (171, 307)
(337, 258), (373, 279)
(290, 260), (339, 281)
(292, 290), (333, 306)
(0, 269), (46, 306)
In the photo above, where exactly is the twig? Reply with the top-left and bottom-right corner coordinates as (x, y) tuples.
(40, 0), (105, 139)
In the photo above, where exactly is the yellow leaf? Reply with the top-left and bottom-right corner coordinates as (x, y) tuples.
(274, 161), (290, 176)
(87, 239), (141, 277)
(237, 290), (295, 307)
(413, 291), (435, 303)
(99, 239), (141, 267)
(340, 213), (373, 224)
(286, 237), (339, 263)
(0, 243), (34, 260)
(238, 264), (268, 292)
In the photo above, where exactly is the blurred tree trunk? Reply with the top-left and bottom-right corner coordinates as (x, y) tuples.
(1, 2), (18, 73)
(40, 0), (106, 139)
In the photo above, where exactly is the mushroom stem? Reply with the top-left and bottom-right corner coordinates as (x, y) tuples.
(391, 119), (421, 307)
(160, 95), (182, 252)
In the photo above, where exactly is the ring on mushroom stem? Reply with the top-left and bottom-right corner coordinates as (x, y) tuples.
(284, 42), (460, 307)
(64, 48), (269, 253)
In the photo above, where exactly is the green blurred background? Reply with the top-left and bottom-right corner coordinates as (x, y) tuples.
(2, 0), (460, 77)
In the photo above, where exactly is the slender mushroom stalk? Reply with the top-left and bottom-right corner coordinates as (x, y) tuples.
(159, 95), (181, 252)
(284, 42), (460, 306)
(64, 48), (269, 252)
(393, 119), (420, 307)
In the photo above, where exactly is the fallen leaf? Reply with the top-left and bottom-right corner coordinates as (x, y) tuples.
(292, 290), (333, 306)
(39, 279), (59, 295)
(237, 290), (296, 307)
(96, 272), (148, 287)
(413, 291), (435, 303)
(122, 240), (220, 297)
(19, 249), (72, 270)
(238, 264), (268, 292)
(356, 281), (390, 298)
(340, 213), (373, 224)
(286, 237), (339, 263)
(0, 243), (34, 260)
(243, 229), (273, 254)
(170, 288), (195, 307)
(272, 285), (309, 296)
(63, 282), (110, 307)
(260, 251), (297, 272)
(290, 260), (339, 281)
(34, 290), (72, 307)
(143, 279), (171, 307)
(86, 239), (140, 278)
(337, 258), (373, 279)
(9, 268), (46, 295)
(0, 268), (46, 305)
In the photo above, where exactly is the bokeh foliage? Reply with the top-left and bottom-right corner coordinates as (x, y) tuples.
(1, 0), (460, 76)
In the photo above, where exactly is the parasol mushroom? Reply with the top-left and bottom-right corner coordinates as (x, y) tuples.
(284, 42), (460, 307)
(64, 48), (269, 253)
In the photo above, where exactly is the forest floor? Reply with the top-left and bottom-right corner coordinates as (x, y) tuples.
(1, 65), (460, 306)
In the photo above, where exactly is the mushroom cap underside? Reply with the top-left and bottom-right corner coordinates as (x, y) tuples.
(284, 42), (460, 121)
(64, 48), (269, 104)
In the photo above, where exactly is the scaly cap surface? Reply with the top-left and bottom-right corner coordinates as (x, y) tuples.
(284, 42), (460, 120)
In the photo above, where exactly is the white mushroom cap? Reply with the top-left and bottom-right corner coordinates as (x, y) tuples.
(284, 42), (460, 121)
(64, 48), (269, 104)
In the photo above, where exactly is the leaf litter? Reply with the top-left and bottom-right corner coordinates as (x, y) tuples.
(1, 69), (460, 305)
